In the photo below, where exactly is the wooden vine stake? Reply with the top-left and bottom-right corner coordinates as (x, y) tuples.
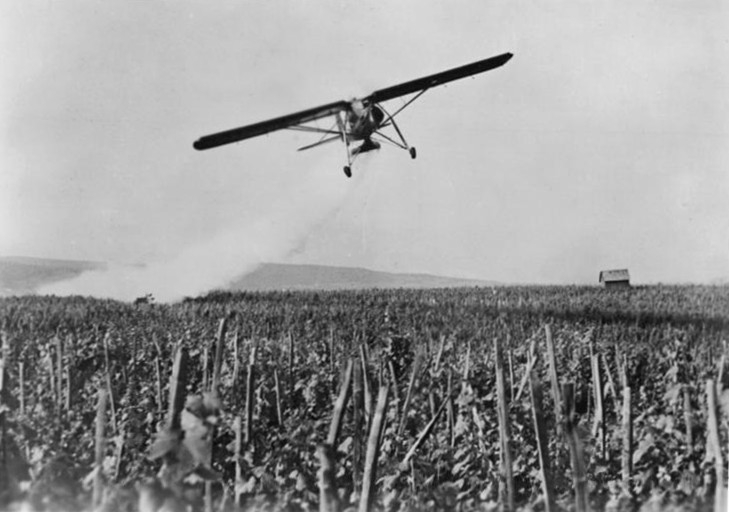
(494, 337), (515, 512)
(683, 385), (693, 456)
(529, 371), (556, 512)
(398, 350), (424, 436)
(233, 416), (243, 506)
(0, 331), (8, 492)
(621, 385), (632, 497)
(204, 318), (227, 512)
(327, 359), (354, 446)
(211, 317), (228, 394)
(55, 335), (64, 416)
(602, 353), (621, 421)
(232, 330), (240, 386)
(66, 335), (75, 411)
(273, 367), (284, 426)
(544, 325), (562, 436)
(446, 370), (455, 448)
(157, 345), (189, 490)
(101, 332), (118, 433)
(245, 363), (255, 446)
(590, 353), (605, 460)
(562, 382), (589, 512)
(288, 333), (295, 409)
(93, 389), (108, 509)
(18, 361), (25, 416)
(399, 398), (448, 470)
(317, 443), (339, 512)
(167, 346), (188, 431)
(154, 357), (164, 416)
(352, 359), (364, 492)
(514, 337), (538, 401)
(359, 344), (373, 424)
(359, 383), (390, 512)
(706, 379), (726, 512)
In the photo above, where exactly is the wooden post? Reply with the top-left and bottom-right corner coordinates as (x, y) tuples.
(359, 383), (390, 512)
(494, 337), (515, 512)
(562, 382), (589, 512)
(621, 386), (632, 497)
(529, 371), (556, 512)
(93, 389), (108, 509)
(706, 379), (726, 512)
(327, 359), (354, 446)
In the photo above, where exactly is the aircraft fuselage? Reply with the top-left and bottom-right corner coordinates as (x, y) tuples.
(346, 100), (385, 142)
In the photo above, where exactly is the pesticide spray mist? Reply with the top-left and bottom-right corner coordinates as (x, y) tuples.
(40, 160), (365, 303)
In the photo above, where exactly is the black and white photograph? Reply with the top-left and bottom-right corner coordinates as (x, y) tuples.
(1, 1), (728, 511)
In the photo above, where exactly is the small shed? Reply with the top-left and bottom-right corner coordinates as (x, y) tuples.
(599, 269), (630, 288)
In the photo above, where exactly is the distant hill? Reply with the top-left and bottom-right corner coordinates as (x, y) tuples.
(0, 257), (496, 296)
(0, 256), (106, 296)
(228, 263), (497, 291)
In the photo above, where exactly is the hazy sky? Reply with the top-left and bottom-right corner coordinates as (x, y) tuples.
(1, 1), (728, 298)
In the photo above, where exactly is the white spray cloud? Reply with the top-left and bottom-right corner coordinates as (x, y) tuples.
(40, 162), (358, 302)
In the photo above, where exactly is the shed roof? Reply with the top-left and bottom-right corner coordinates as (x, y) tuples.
(599, 269), (630, 283)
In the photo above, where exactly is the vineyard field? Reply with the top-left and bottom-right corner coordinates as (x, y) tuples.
(1, 284), (728, 511)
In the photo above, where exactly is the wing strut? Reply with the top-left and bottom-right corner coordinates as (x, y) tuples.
(375, 103), (416, 159)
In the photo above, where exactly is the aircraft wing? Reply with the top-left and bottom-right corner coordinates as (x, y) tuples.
(193, 100), (350, 150)
(367, 52), (513, 104)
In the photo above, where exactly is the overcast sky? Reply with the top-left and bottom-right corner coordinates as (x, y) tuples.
(1, 1), (728, 298)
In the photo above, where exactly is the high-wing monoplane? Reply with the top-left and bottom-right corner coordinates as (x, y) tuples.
(194, 52), (513, 177)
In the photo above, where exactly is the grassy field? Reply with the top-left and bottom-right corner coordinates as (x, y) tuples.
(1, 285), (728, 511)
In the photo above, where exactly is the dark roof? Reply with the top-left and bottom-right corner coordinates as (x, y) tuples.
(599, 269), (630, 283)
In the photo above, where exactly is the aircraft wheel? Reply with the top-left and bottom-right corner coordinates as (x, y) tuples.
(343, 166), (352, 178)
(409, 147), (417, 159)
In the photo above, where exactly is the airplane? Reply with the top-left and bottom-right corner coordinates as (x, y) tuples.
(193, 52), (513, 178)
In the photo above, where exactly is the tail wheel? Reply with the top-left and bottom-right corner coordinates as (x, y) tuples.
(343, 166), (352, 178)
(409, 147), (417, 159)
